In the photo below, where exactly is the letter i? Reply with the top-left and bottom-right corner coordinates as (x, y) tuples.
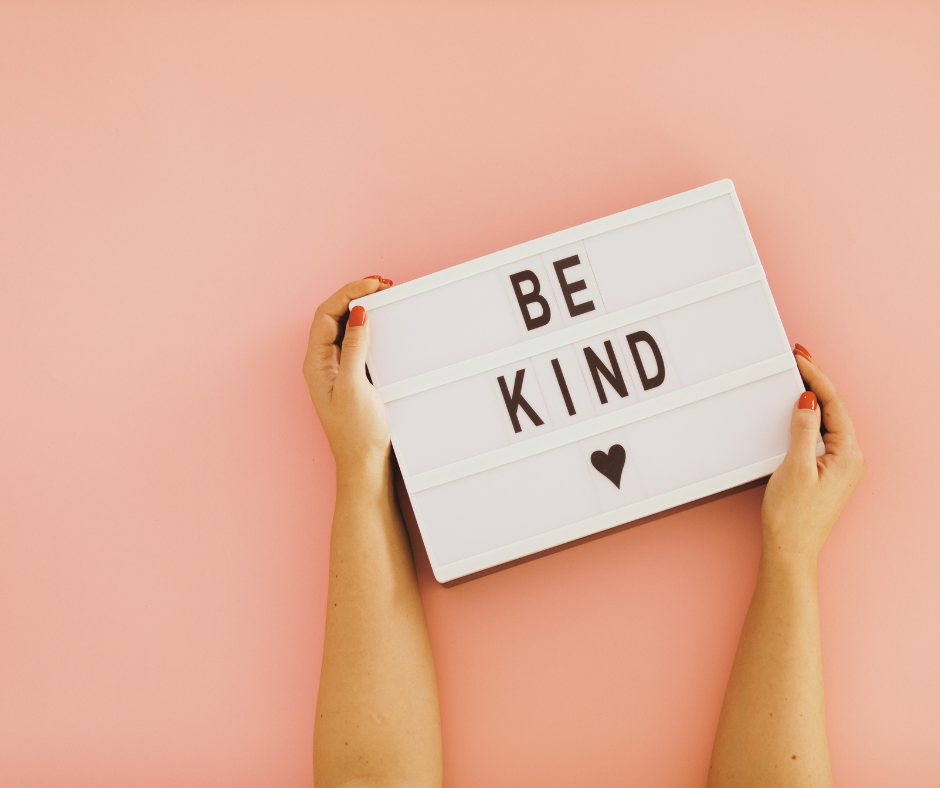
(551, 358), (576, 416)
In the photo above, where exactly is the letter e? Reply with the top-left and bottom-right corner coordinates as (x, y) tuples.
(553, 256), (595, 318)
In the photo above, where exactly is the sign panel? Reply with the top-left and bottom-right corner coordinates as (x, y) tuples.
(352, 180), (811, 582)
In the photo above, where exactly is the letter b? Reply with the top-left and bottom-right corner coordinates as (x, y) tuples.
(509, 270), (551, 331)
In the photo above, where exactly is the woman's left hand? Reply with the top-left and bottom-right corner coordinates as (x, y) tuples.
(303, 277), (393, 479)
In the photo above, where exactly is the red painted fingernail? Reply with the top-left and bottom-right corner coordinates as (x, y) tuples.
(364, 275), (382, 280)
(794, 343), (812, 359)
(794, 348), (812, 362)
(798, 391), (817, 410)
(348, 305), (366, 327)
(380, 277), (393, 285)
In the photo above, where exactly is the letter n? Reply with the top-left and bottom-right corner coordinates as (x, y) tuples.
(583, 341), (628, 405)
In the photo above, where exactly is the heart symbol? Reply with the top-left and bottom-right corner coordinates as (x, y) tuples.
(591, 444), (626, 489)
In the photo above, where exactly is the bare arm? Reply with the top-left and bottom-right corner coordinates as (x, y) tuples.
(708, 348), (866, 787)
(304, 279), (443, 788)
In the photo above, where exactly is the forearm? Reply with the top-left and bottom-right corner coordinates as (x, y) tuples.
(313, 455), (442, 788)
(708, 545), (832, 788)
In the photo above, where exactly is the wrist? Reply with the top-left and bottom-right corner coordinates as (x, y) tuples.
(335, 449), (392, 496)
(760, 539), (819, 577)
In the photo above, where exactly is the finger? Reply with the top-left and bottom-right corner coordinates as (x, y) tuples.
(337, 304), (371, 382)
(782, 390), (822, 474)
(304, 278), (389, 405)
(309, 278), (389, 349)
(795, 353), (859, 452)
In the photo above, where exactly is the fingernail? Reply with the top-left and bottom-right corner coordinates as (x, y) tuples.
(794, 343), (812, 359)
(364, 275), (382, 281)
(379, 277), (393, 285)
(794, 348), (812, 363)
(798, 391), (817, 411)
(349, 305), (366, 327)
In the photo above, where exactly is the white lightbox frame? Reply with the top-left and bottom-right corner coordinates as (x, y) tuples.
(352, 180), (809, 583)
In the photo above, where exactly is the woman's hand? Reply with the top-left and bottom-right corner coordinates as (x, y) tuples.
(306, 280), (443, 788)
(303, 277), (393, 479)
(711, 345), (864, 788)
(761, 346), (867, 562)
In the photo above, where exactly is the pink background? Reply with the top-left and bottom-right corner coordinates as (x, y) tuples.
(2, 3), (938, 786)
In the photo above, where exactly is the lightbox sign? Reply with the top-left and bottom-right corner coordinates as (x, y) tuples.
(352, 181), (809, 582)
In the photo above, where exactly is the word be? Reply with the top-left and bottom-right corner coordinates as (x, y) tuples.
(510, 255), (597, 329)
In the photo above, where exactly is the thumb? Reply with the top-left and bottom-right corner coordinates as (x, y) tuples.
(338, 304), (371, 380)
(784, 390), (821, 471)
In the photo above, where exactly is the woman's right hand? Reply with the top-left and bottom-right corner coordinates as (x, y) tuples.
(761, 346), (867, 561)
